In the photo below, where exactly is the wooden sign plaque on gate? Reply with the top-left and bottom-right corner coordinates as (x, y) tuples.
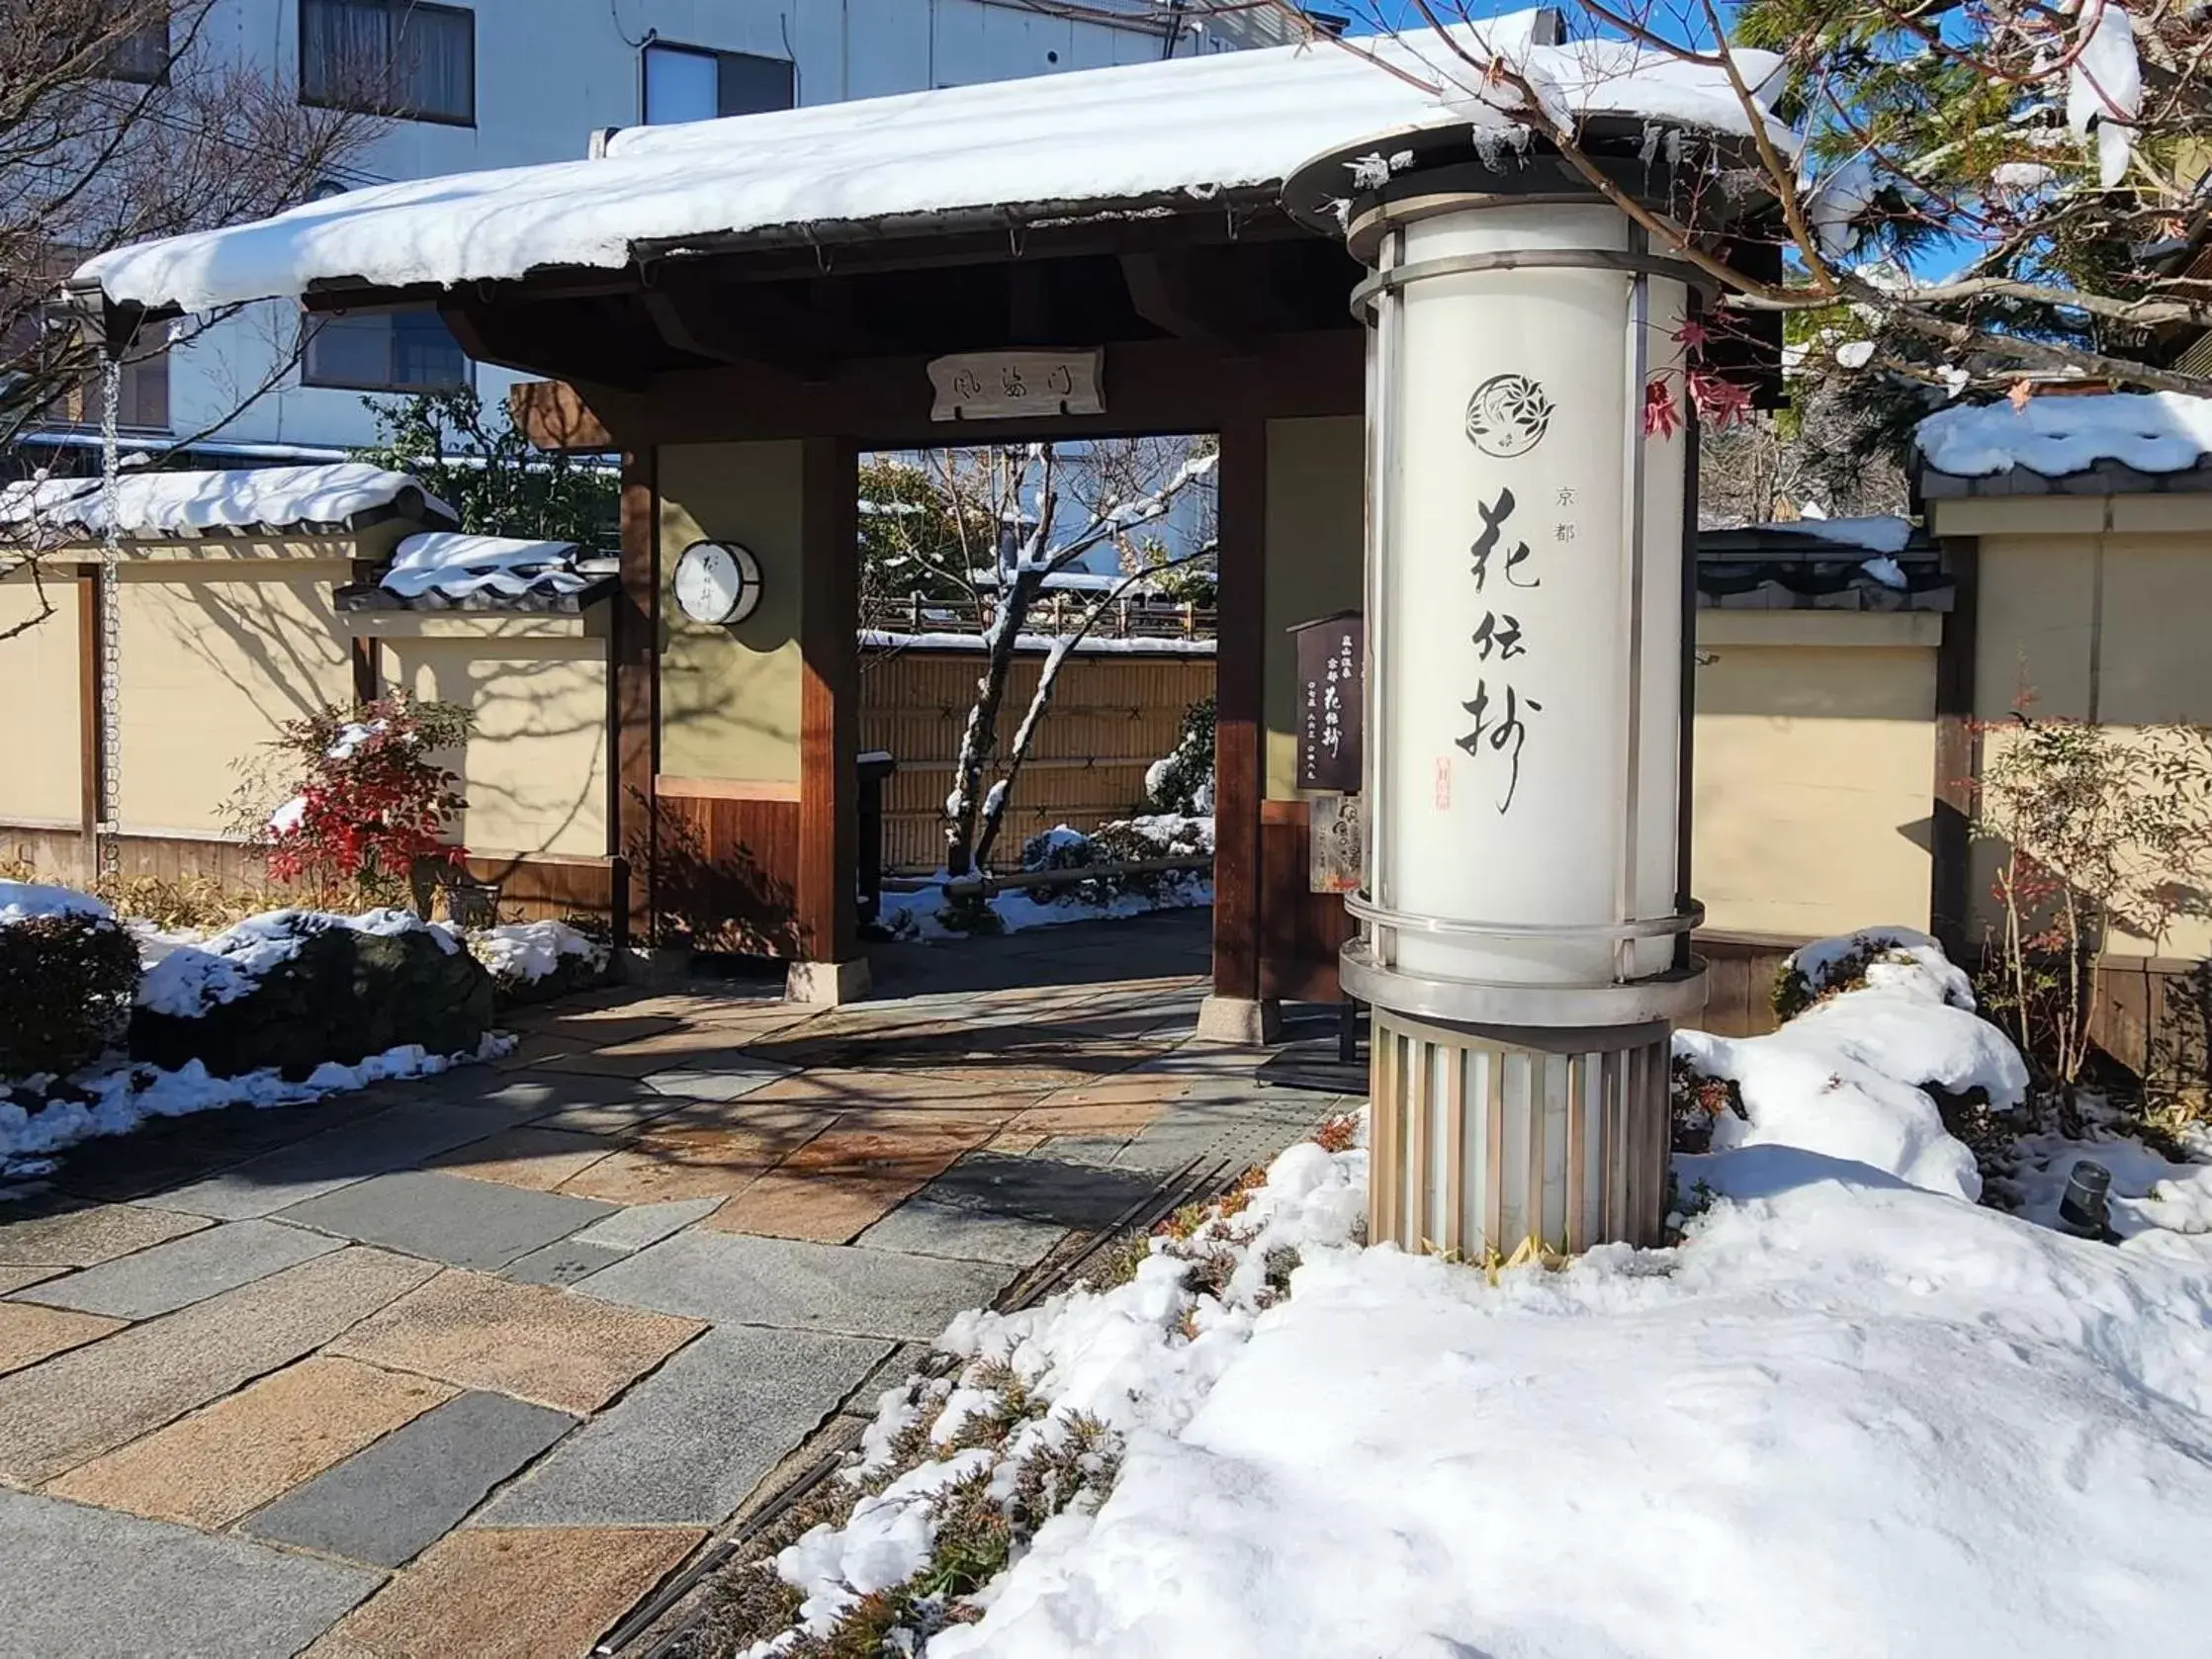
(929, 350), (1106, 421)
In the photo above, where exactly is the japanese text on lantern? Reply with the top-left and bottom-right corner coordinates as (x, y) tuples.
(1457, 372), (1564, 815)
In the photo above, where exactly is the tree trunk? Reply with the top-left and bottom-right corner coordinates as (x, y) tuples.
(943, 567), (1043, 877)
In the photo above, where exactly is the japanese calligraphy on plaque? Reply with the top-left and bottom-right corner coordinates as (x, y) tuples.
(1290, 612), (1364, 794)
(1457, 372), (1560, 815)
(928, 350), (1106, 421)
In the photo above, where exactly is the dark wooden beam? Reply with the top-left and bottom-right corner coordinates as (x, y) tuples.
(797, 436), (861, 967)
(440, 300), (648, 391)
(641, 273), (885, 379)
(1212, 413), (1266, 1004)
(1118, 251), (1254, 352)
(1930, 535), (1981, 957)
(612, 450), (660, 950)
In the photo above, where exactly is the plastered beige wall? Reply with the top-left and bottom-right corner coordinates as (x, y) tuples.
(385, 637), (608, 858)
(1692, 638), (1936, 938)
(658, 441), (803, 784)
(115, 561), (354, 835)
(1971, 529), (2212, 958)
(0, 566), (84, 829)
(1263, 416), (1365, 799)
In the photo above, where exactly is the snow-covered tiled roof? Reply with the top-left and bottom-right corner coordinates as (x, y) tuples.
(0, 464), (455, 541)
(336, 531), (615, 612)
(1915, 392), (2212, 480)
(75, 19), (1785, 315)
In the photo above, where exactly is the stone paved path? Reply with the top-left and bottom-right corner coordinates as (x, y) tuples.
(0, 912), (1352, 1659)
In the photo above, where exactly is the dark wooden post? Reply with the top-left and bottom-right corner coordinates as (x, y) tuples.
(1930, 535), (1982, 958)
(1202, 412), (1272, 1039)
(794, 434), (864, 1000)
(612, 449), (660, 952)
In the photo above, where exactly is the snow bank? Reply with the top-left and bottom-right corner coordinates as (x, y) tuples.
(941, 1161), (2212, 1659)
(0, 1033), (513, 1183)
(78, 20), (1783, 315)
(468, 918), (605, 985)
(0, 464), (450, 540)
(1679, 930), (2021, 1201)
(137, 907), (460, 1018)
(0, 881), (112, 925)
(878, 818), (1214, 942)
(1916, 390), (2212, 478)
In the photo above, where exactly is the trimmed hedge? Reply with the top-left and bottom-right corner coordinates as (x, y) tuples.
(0, 913), (141, 1079)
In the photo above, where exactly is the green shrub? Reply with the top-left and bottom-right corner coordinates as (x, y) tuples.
(0, 914), (141, 1079)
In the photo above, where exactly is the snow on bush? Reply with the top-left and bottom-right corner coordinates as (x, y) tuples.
(138, 906), (459, 1018)
(0, 884), (139, 1082)
(1681, 930), (2024, 1201)
(468, 918), (607, 986)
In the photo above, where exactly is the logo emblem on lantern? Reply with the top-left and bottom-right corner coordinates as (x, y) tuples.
(1464, 374), (1554, 458)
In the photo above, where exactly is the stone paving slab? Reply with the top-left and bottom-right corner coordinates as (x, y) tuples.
(560, 1112), (837, 1205)
(46, 1355), (456, 1530)
(47, 1096), (395, 1205)
(147, 1100), (539, 1221)
(277, 1171), (616, 1271)
(701, 1170), (925, 1244)
(0, 1302), (127, 1376)
(0, 1247), (437, 1486)
(0, 1488), (381, 1659)
(575, 1227), (1011, 1340)
(244, 1390), (576, 1567)
(925, 1150), (1165, 1231)
(327, 1268), (705, 1415)
(0, 1200), (210, 1268)
(303, 1524), (702, 1659)
(640, 1055), (797, 1103)
(501, 1237), (631, 1287)
(0, 1264), (59, 1295)
(13, 1218), (340, 1320)
(480, 1324), (886, 1528)
(857, 1193), (1071, 1267)
(423, 1125), (621, 1191)
(570, 1196), (723, 1252)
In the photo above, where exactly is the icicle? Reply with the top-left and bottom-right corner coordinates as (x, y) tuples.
(96, 354), (124, 882)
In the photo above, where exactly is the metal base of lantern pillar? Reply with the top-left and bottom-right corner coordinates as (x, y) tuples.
(1367, 1008), (1674, 1257)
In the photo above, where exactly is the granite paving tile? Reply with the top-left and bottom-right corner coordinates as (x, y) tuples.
(479, 1324), (887, 1527)
(275, 1171), (615, 1270)
(0, 1264), (60, 1295)
(560, 1112), (837, 1205)
(500, 1238), (631, 1287)
(243, 1390), (576, 1567)
(569, 1196), (723, 1252)
(700, 1171), (924, 1244)
(924, 1150), (1164, 1230)
(575, 1227), (1011, 1340)
(0, 1487), (380, 1659)
(326, 1268), (704, 1414)
(0, 1200), (210, 1268)
(48, 1095), (393, 1203)
(640, 1056), (797, 1103)
(46, 1355), (456, 1529)
(13, 1218), (340, 1320)
(146, 1100), (540, 1221)
(857, 1193), (1071, 1267)
(421, 1126), (622, 1191)
(301, 1524), (701, 1659)
(0, 1247), (437, 1485)
(0, 1302), (126, 1376)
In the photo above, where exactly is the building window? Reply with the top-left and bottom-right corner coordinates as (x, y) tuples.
(302, 311), (472, 393)
(642, 43), (794, 125)
(299, 0), (475, 126)
(103, 9), (173, 84)
(47, 350), (171, 433)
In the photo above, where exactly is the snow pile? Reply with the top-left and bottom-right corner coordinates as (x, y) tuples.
(1916, 390), (2212, 478)
(1748, 513), (1914, 554)
(1, 1032), (513, 1184)
(468, 918), (606, 985)
(0, 464), (451, 540)
(877, 818), (1213, 942)
(78, 19), (1784, 314)
(379, 531), (592, 603)
(1678, 928), (2022, 1201)
(0, 881), (112, 925)
(137, 907), (460, 1018)
(938, 1159), (2212, 1659)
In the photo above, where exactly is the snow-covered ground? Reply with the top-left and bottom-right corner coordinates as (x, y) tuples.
(877, 819), (1213, 942)
(738, 929), (2212, 1658)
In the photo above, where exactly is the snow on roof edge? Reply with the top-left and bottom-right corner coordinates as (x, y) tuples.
(0, 464), (457, 542)
(1915, 391), (2212, 480)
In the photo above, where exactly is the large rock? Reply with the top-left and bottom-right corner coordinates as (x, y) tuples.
(131, 924), (493, 1079)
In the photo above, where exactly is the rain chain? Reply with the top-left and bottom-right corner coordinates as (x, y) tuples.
(97, 354), (124, 883)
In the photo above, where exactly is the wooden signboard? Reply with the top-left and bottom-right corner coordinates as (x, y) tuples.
(929, 350), (1106, 421)
(1308, 791), (1364, 895)
(1291, 610), (1364, 794)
